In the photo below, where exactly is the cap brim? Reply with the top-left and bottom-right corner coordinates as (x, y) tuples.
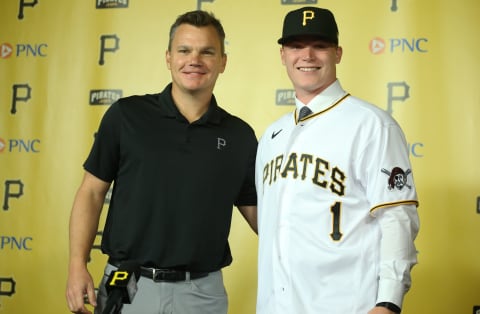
(277, 34), (336, 45)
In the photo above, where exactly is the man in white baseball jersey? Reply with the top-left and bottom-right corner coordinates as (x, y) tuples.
(255, 7), (419, 314)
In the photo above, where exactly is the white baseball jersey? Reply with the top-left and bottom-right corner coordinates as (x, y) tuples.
(255, 80), (418, 313)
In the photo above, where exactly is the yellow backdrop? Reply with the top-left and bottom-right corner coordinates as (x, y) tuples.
(1, 0), (479, 313)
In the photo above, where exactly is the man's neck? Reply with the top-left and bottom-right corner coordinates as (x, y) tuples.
(171, 86), (212, 123)
(295, 79), (337, 105)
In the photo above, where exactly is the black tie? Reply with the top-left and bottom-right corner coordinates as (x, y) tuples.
(298, 106), (312, 121)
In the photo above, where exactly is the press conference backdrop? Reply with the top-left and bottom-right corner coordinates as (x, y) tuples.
(1, 0), (479, 313)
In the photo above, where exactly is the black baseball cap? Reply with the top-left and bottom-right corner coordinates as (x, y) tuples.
(278, 7), (339, 45)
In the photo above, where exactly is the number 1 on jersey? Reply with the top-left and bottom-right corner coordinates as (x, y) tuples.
(330, 202), (343, 241)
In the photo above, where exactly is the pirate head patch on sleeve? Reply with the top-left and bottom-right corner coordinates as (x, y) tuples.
(381, 167), (412, 190)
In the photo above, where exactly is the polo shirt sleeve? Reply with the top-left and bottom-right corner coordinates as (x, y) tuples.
(83, 101), (122, 183)
(234, 128), (258, 207)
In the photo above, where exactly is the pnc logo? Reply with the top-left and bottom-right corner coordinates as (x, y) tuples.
(0, 137), (41, 153)
(369, 37), (428, 54)
(369, 37), (386, 54)
(0, 43), (13, 59)
(0, 42), (48, 58)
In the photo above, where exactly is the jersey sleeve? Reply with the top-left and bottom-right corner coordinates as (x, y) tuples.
(362, 121), (418, 213)
(360, 117), (420, 308)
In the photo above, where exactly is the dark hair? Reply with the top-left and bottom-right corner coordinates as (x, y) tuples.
(168, 10), (226, 54)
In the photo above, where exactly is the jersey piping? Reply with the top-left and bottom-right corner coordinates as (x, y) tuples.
(370, 200), (419, 214)
(295, 93), (351, 124)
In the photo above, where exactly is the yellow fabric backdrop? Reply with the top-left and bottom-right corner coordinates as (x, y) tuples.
(1, 0), (479, 313)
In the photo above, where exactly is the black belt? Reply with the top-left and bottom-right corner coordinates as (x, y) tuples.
(108, 259), (209, 282)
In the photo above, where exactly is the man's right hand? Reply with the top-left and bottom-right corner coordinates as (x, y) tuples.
(66, 266), (97, 314)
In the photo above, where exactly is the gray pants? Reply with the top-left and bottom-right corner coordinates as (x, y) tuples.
(95, 263), (228, 314)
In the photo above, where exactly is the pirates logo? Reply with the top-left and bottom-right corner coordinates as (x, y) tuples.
(381, 167), (412, 190)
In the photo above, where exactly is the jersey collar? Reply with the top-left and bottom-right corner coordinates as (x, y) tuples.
(295, 79), (348, 114)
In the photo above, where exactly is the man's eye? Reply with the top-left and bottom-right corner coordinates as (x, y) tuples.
(286, 45), (302, 50)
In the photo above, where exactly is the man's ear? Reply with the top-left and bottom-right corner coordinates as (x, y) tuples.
(165, 49), (171, 70)
(336, 46), (343, 64)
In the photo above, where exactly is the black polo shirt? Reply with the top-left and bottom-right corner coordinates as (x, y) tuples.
(84, 83), (257, 272)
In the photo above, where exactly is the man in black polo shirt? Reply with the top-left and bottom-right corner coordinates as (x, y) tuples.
(66, 10), (257, 314)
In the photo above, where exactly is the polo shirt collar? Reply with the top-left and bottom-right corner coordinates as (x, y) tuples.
(157, 83), (225, 125)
